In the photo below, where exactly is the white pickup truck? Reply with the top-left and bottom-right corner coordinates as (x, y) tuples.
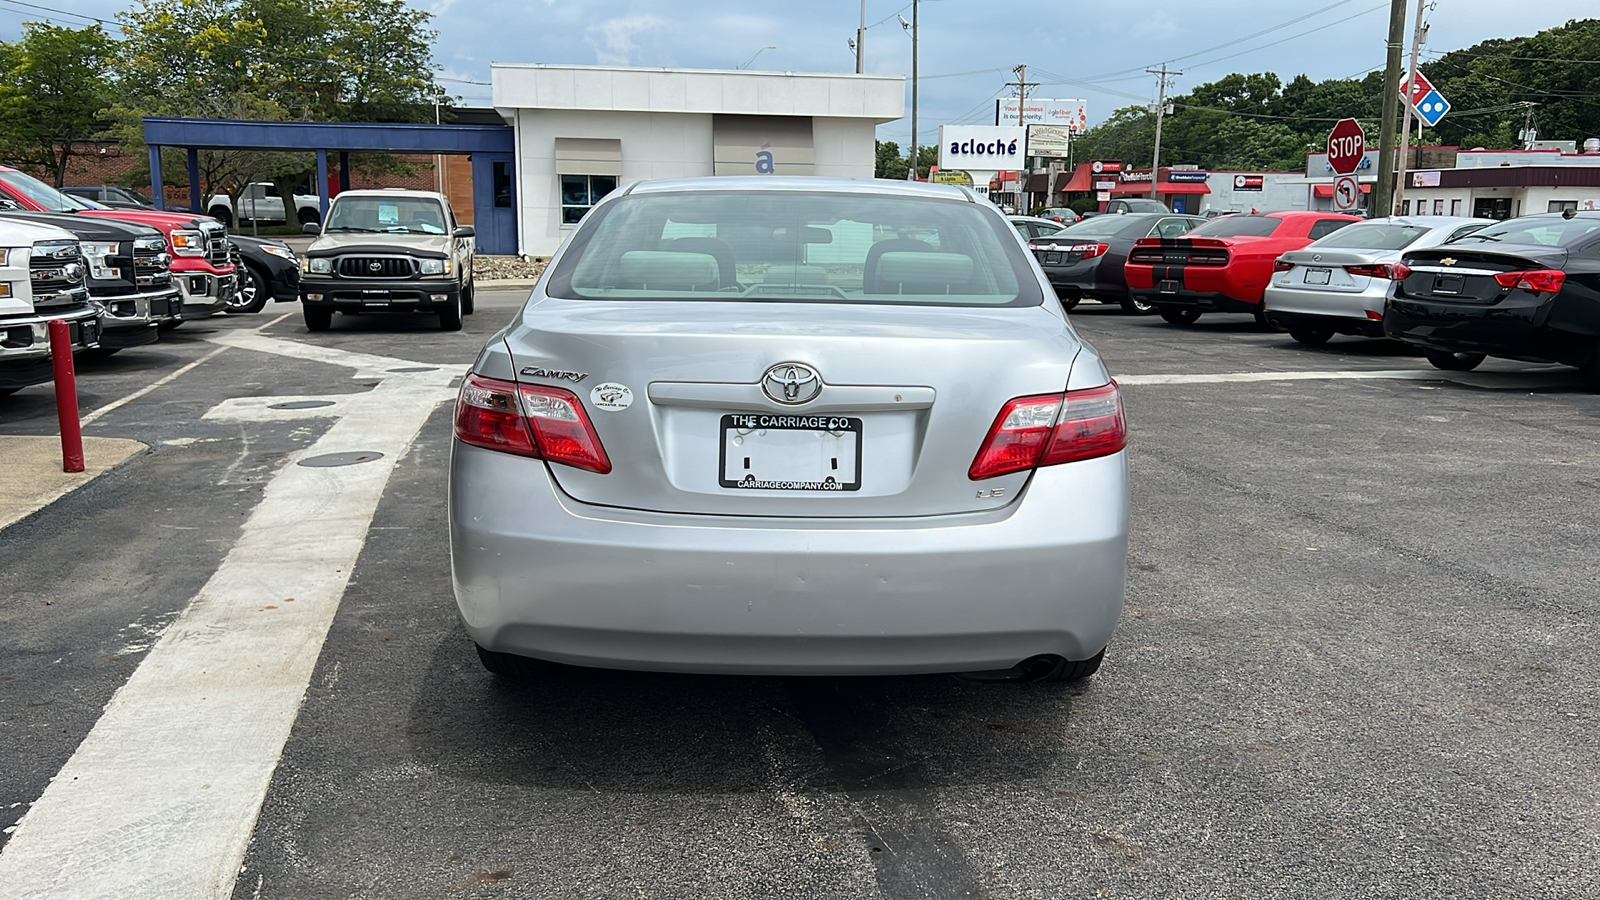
(0, 219), (102, 394)
(205, 183), (322, 227)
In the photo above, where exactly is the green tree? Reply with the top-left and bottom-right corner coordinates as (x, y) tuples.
(0, 23), (116, 186)
(112, 0), (448, 221)
(875, 139), (907, 180)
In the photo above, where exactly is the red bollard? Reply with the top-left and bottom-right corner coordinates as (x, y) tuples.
(47, 318), (84, 473)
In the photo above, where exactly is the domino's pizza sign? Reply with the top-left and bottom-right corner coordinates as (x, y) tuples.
(1413, 90), (1451, 127)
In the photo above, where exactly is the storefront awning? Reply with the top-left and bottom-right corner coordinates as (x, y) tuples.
(1056, 164), (1094, 193)
(1024, 173), (1049, 192)
(1313, 182), (1372, 198)
(1110, 181), (1211, 195)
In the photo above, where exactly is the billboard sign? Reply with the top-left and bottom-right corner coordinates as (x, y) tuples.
(1232, 174), (1265, 191)
(937, 125), (1027, 171)
(1027, 124), (1073, 158)
(1167, 170), (1209, 183)
(996, 98), (1088, 132)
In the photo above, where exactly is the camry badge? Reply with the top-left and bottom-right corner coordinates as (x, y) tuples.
(761, 362), (823, 405)
(1440, 258), (1457, 266)
(519, 366), (588, 384)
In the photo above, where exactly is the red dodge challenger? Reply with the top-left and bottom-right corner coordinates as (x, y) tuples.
(1125, 211), (1361, 326)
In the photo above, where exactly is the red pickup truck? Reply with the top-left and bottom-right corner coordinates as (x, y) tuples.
(1125, 211), (1360, 326)
(0, 166), (237, 323)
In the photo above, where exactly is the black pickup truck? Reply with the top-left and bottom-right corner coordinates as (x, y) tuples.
(0, 210), (179, 352)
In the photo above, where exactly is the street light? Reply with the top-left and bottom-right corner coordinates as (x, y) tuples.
(900, 3), (917, 180)
(737, 46), (777, 70)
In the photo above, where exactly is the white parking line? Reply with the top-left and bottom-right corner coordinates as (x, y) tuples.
(0, 336), (457, 900)
(80, 346), (229, 426)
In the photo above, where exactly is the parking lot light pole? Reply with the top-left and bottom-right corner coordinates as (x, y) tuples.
(901, 4), (918, 180)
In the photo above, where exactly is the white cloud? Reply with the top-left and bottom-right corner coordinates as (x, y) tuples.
(586, 15), (672, 66)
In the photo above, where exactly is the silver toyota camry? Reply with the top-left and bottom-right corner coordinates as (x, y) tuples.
(450, 177), (1129, 681)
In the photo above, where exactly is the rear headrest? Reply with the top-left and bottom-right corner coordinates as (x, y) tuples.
(872, 252), (974, 293)
(617, 250), (720, 289)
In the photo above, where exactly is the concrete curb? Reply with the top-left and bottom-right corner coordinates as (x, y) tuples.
(0, 436), (147, 532)
(476, 279), (541, 289)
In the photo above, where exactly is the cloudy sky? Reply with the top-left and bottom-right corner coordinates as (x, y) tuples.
(14, 0), (1597, 145)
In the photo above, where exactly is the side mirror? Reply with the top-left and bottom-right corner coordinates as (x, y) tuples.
(302, 222), (321, 235)
(453, 225), (475, 238)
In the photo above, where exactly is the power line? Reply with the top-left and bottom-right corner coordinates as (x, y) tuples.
(0, 0), (113, 27)
(1071, 0), (1367, 82)
(1179, 3), (1388, 72)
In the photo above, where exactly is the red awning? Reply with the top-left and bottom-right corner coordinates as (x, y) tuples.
(1056, 164), (1095, 193)
(1109, 181), (1211, 195)
(1313, 183), (1372, 197)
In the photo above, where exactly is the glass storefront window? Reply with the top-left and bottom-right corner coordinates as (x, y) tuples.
(560, 174), (618, 225)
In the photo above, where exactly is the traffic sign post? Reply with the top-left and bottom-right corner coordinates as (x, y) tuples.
(1326, 119), (1366, 176)
(1332, 175), (1360, 212)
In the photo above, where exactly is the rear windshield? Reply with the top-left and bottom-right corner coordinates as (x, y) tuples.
(1186, 215), (1281, 238)
(547, 190), (1041, 308)
(1450, 215), (1600, 247)
(1310, 222), (1430, 251)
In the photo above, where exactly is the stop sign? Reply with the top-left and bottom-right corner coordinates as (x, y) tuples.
(1327, 118), (1366, 176)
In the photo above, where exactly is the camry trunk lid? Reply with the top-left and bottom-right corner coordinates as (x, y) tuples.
(503, 298), (1084, 518)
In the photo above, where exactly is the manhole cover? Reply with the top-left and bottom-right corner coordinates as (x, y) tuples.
(297, 451), (385, 468)
(388, 366), (438, 373)
(270, 400), (337, 410)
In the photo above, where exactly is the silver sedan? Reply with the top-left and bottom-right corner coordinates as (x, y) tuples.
(450, 177), (1129, 681)
(1263, 216), (1487, 345)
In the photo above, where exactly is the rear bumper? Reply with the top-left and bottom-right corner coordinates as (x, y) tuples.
(449, 445), (1129, 676)
(1128, 263), (1259, 308)
(1263, 284), (1387, 335)
(1384, 293), (1585, 365)
(1040, 259), (1118, 298)
(1141, 289), (1258, 315)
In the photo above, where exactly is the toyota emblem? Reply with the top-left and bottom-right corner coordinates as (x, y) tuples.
(761, 362), (823, 405)
(368, 261), (383, 272)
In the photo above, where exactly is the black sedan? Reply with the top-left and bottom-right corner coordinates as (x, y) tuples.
(1029, 212), (1205, 313)
(1385, 210), (1600, 388)
(226, 235), (301, 314)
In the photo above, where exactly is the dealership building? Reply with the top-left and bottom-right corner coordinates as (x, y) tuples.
(491, 64), (904, 257)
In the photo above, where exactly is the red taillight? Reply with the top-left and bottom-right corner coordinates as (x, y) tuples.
(454, 373), (612, 474)
(969, 382), (1126, 480)
(1345, 263), (1409, 279)
(1493, 269), (1566, 293)
(1026, 241), (1039, 250)
(1070, 242), (1109, 258)
(1273, 259), (1294, 272)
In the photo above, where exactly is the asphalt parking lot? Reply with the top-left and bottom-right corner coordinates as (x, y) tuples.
(2, 292), (1597, 899)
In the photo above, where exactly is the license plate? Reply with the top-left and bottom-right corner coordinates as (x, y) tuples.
(1044, 252), (1061, 265)
(1305, 267), (1331, 285)
(1433, 274), (1463, 295)
(1158, 280), (1179, 293)
(719, 413), (862, 491)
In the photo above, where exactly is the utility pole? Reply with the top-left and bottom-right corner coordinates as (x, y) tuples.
(1518, 102), (1539, 149)
(1005, 64), (1038, 210)
(855, 0), (864, 74)
(1373, 0), (1407, 219)
(1147, 64), (1180, 200)
(901, 2), (919, 180)
(1392, 0), (1427, 215)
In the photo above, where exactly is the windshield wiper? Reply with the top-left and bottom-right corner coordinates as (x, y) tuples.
(326, 226), (376, 233)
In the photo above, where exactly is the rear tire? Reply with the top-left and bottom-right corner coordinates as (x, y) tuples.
(208, 207), (232, 227)
(303, 307), (333, 332)
(1055, 290), (1080, 311)
(1159, 308), (1202, 325)
(1120, 292), (1157, 315)
(297, 208), (320, 225)
(475, 643), (555, 679)
(439, 296), (463, 331)
(1253, 305), (1277, 330)
(1424, 349), (1485, 371)
(1289, 324), (1335, 345)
